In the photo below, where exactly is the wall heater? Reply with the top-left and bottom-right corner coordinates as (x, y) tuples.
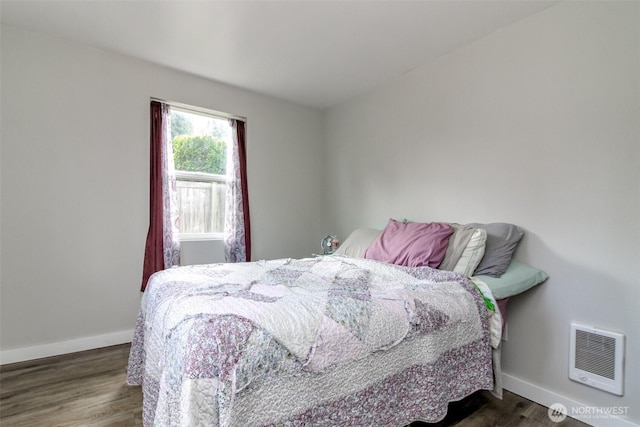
(569, 323), (624, 396)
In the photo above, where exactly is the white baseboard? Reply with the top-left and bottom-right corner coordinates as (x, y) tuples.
(503, 373), (639, 427)
(0, 329), (134, 365)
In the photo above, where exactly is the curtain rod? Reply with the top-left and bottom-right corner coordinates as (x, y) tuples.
(150, 97), (246, 123)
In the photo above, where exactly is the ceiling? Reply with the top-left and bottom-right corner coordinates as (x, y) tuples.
(0, 0), (556, 109)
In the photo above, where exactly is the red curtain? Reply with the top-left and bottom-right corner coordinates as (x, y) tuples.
(141, 101), (166, 291)
(236, 120), (251, 261)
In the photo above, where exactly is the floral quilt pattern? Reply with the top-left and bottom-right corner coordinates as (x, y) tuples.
(127, 256), (494, 426)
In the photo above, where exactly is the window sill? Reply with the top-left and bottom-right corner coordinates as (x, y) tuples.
(179, 233), (225, 242)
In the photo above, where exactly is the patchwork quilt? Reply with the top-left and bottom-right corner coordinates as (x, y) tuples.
(127, 255), (496, 426)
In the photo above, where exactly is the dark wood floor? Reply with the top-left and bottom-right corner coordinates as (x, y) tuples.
(1, 345), (142, 426)
(0, 344), (588, 427)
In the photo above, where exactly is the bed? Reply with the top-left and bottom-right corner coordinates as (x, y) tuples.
(127, 220), (548, 426)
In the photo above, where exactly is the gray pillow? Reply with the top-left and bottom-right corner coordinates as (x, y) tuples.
(466, 223), (524, 277)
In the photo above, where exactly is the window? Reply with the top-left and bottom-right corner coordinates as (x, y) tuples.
(142, 100), (249, 290)
(170, 108), (232, 240)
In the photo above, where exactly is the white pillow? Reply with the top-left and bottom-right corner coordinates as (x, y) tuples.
(453, 228), (487, 276)
(334, 228), (381, 258)
(439, 224), (477, 271)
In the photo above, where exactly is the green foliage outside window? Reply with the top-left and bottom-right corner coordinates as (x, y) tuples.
(173, 135), (227, 175)
(171, 112), (193, 139)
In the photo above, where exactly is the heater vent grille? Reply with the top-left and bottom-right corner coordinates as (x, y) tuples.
(569, 323), (624, 396)
(575, 330), (616, 379)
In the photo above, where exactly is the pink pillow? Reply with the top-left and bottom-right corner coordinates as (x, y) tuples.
(364, 219), (454, 268)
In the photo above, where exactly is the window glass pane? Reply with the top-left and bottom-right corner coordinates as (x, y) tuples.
(176, 180), (226, 233)
(171, 110), (230, 175)
(170, 108), (231, 235)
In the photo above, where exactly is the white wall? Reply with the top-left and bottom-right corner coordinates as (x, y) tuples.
(324, 1), (639, 424)
(0, 25), (325, 357)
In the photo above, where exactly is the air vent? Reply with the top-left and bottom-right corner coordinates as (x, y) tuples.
(569, 323), (624, 395)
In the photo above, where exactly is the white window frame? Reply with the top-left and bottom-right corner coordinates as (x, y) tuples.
(169, 105), (233, 242)
(153, 97), (245, 242)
